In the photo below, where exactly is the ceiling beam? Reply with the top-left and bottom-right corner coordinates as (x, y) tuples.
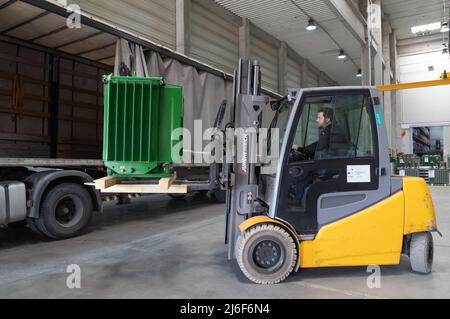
(398, 34), (444, 47)
(2, 11), (50, 34)
(325, 0), (366, 45)
(0, 0), (18, 10)
(75, 42), (116, 56)
(29, 24), (68, 42)
(55, 31), (104, 49)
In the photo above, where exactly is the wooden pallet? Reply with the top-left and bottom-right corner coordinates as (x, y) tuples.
(94, 172), (187, 194)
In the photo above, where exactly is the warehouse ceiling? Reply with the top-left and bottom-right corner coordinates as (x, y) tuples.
(0, 0), (117, 66)
(382, 0), (447, 41)
(215, 0), (364, 85)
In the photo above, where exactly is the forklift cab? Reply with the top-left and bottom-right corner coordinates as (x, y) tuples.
(268, 88), (390, 236)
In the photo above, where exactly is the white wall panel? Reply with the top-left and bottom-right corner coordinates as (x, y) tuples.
(307, 66), (319, 87)
(250, 35), (279, 92)
(399, 52), (450, 126)
(286, 55), (301, 89)
(190, 0), (239, 74)
(79, 0), (176, 50)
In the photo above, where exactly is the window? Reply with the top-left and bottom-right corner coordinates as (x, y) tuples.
(290, 94), (375, 162)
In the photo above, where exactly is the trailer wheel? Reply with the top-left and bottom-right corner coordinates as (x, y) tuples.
(410, 231), (434, 274)
(235, 224), (297, 284)
(35, 183), (93, 239)
(168, 193), (187, 199)
(27, 218), (45, 237)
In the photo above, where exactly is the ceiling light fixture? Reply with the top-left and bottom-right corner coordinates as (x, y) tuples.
(441, 22), (450, 32)
(306, 18), (317, 31)
(356, 69), (362, 78)
(338, 50), (346, 59)
(411, 22), (441, 34)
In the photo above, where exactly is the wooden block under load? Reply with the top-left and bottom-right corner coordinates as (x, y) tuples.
(94, 172), (187, 194)
(158, 172), (177, 189)
(100, 183), (187, 194)
(95, 176), (120, 189)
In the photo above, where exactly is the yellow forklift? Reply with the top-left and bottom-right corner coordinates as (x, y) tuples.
(221, 60), (448, 284)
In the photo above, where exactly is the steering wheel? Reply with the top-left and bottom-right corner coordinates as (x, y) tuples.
(289, 148), (307, 162)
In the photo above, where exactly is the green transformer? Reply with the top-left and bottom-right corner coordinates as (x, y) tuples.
(102, 76), (183, 178)
(420, 155), (441, 167)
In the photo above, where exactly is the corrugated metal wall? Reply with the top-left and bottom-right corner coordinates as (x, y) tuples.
(79, 0), (176, 50)
(190, 0), (239, 74)
(307, 65), (320, 87)
(250, 35), (279, 92)
(286, 55), (301, 89)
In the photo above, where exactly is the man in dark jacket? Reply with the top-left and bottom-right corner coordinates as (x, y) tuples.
(292, 107), (333, 159)
(289, 107), (334, 202)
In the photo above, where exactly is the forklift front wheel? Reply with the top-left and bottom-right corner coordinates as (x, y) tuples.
(235, 223), (297, 284)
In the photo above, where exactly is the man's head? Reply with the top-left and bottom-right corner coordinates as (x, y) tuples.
(316, 108), (333, 128)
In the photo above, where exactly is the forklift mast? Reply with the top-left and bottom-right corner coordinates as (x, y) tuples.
(223, 59), (269, 259)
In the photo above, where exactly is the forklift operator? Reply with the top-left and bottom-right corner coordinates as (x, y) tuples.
(292, 107), (334, 160)
(289, 108), (334, 201)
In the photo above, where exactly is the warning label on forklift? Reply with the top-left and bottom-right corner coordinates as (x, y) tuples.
(347, 165), (371, 183)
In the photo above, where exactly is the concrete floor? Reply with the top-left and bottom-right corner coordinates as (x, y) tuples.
(0, 187), (449, 299)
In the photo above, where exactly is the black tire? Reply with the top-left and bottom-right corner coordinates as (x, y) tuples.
(235, 223), (297, 284)
(35, 183), (93, 239)
(8, 220), (27, 228)
(410, 231), (434, 274)
(27, 218), (45, 236)
(211, 189), (226, 203)
(168, 193), (187, 199)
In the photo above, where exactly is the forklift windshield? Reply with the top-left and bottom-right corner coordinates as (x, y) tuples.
(270, 98), (294, 149)
(263, 98), (294, 175)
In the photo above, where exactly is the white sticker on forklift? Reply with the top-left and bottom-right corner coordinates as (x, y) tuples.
(347, 165), (371, 183)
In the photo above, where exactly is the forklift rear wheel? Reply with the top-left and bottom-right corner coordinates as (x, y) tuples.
(410, 231), (433, 274)
(235, 223), (297, 284)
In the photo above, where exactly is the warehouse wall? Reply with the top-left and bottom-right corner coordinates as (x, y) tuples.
(78, 0), (177, 50)
(250, 27), (280, 93)
(286, 54), (302, 90)
(62, 0), (336, 95)
(307, 65), (320, 87)
(396, 50), (450, 154)
(189, 0), (239, 74)
(398, 51), (450, 126)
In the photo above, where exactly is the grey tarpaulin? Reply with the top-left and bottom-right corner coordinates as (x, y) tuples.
(146, 51), (275, 141)
(114, 39), (149, 77)
(147, 51), (233, 161)
(146, 50), (233, 137)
